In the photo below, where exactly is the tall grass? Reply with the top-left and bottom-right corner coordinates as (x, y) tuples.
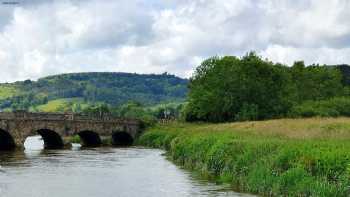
(137, 119), (350, 196)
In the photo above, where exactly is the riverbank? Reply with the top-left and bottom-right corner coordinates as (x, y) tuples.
(137, 118), (350, 196)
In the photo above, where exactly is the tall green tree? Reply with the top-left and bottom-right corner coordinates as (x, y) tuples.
(185, 53), (346, 122)
(291, 61), (343, 103)
(185, 53), (295, 122)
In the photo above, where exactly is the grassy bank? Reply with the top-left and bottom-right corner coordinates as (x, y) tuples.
(137, 118), (350, 196)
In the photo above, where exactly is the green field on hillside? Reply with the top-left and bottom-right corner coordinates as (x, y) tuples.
(0, 85), (18, 99)
(138, 118), (350, 196)
(0, 72), (188, 111)
(34, 98), (88, 112)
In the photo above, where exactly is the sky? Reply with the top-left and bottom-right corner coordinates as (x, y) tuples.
(0, 0), (349, 82)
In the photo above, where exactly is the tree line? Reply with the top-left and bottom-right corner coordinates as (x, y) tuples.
(3, 52), (349, 124)
(29, 101), (184, 126)
(183, 52), (350, 122)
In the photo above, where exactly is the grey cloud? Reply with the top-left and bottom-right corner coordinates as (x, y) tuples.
(0, 0), (350, 82)
(0, 3), (15, 31)
(64, 0), (156, 49)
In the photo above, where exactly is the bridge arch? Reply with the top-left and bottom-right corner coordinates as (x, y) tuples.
(36, 129), (64, 149)
(0, 129), (16, 151)
(112, 131), (133, 146)
(78, 130), (101, 147)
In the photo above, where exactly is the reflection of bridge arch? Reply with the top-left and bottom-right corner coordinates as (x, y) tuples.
(0, 112), (141, 150)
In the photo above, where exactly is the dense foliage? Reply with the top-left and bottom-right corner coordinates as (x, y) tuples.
(32, 100), (184, 126)
(0, 72), (188, 111)
(185, 53), (347, 122)
(289, 97), (350, 117)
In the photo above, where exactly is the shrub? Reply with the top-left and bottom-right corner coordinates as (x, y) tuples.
(290, 97), (350, 118)
(235, 103), (258, 121)
(69, 135), (81, 143)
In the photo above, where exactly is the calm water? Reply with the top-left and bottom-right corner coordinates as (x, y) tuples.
(0, 137), (252, 197)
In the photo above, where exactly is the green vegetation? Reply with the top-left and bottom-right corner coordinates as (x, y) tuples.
(138, 119), (350, 196)
(1, 54), (349, 196)
(135, 54), (350, 196)
(0, 53), (348, 197)
(0, 85), (18, 99)
(184, 53), (349, 122)
(290, 97), (350, 117)
(44, 100), (184, 126)
(33, 98), (89, 112)
(112, 101), (184, 126)
(0, 72), (187, 111)
(69, 135), (81, 144)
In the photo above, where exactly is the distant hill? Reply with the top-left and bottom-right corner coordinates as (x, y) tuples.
(0, 72), (188, 111)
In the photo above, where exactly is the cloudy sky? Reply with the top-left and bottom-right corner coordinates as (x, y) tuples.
(0, 0), (349, 82)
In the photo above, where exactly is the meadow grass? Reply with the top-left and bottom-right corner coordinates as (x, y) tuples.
(137, 118), (350, 196)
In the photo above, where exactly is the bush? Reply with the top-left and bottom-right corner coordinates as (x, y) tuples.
(235, 103), (259, 121)
(289, 97), (350, 118)
(69, 135), (81, 143)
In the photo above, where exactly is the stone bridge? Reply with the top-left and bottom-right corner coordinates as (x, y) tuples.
(0, 111), (142, 150)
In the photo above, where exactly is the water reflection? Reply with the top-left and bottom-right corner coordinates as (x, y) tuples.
(0, 151), (27, 167)
(0, 138), (254, 197)
(24, 135), (44, 150)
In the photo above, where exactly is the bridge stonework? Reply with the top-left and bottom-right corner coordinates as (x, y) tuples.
(0, 112), (142, 150)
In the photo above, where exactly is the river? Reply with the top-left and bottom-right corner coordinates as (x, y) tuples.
(0, 136), (252, 197)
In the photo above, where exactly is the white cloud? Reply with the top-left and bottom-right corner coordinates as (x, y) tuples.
(0, 0), (350, 82)
(262, 45), (350, 66)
